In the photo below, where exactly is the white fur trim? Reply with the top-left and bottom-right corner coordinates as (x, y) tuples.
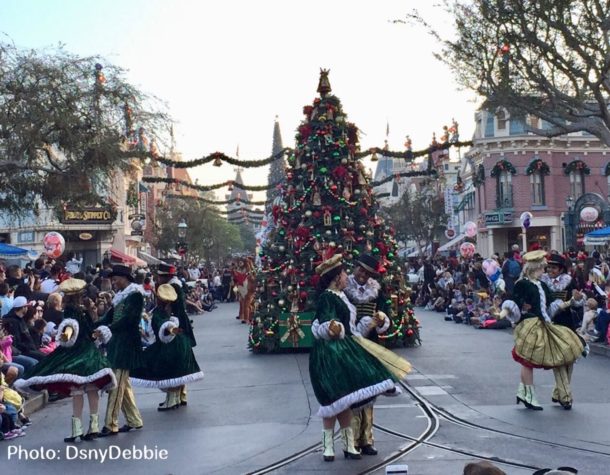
(344, 275), (380, 304)
(159, 320), (178, 344)
(95, 325), (112, 347)
(55, 318), (79, 348)
(112, 283), (145, 306)
(541, 273), (572, 292)
(311, 320), (345, 340)
(501, 300), (521, 323)
(169, 276), (182, 287)
(14, 367), (117, 394)
(316, 379), (395, 418)
(130, 371), (204, 389)
(326, 289), (358, 335)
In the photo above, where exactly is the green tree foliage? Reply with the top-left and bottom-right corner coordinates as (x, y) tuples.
(0, 41), (169, 214)
(387, 184), (448, 255)
(409, 1), (610, 144)
(154, 196), (245, 264)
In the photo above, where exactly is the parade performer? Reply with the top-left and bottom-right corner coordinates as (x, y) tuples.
(541, 254), (584, 330)
(310, 254), (410, 462)
(343, 254), (390, 456)
(130, 284), (203, 411)
(243, 257), (257, 324)
(501, 251), (585, 411)
(233, 259), (249, 324)
(96, 265), (145, 436)
(155, 263), (196, 407)
(15, 279), (116, 442)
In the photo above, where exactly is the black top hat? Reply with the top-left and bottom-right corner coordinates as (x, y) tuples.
(109, 264), (134, 282)
(157, 263), (177, 276)
(546, 253), (566, 271)
(356, 254), (380, 277)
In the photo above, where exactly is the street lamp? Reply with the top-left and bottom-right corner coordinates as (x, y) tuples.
(177, 220), (188, 239)
(177, 219), (188, 264)
(564, 196), (574, 251)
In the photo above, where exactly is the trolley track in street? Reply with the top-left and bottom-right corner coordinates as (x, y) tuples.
(247, 379), (610, 474)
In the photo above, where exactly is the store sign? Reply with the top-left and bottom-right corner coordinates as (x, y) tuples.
(17, 231), (35, 243)
(484, 211), (513, 225)
(62, 206), (116, 224)
(79, 232), (93, 241)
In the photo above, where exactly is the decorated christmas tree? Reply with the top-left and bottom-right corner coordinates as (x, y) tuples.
(249, 70), (420, 353)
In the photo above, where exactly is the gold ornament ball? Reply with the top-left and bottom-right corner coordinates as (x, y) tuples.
(305, 210), (312, 217)
(325, 230), (332, 236)
(278, 299), (285, 307)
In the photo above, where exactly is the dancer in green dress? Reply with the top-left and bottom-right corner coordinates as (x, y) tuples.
(130, 284), (203, 411)
(310, 254), (410, 462)
(15, 279), (115, 442)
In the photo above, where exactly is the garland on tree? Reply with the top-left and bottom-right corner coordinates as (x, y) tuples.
(249, 70), (421, 353)
(215, 207), (265, 216)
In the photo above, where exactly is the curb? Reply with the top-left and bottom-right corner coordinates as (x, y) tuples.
(589, 342), (610, 358)
(23, 390), (48, 415)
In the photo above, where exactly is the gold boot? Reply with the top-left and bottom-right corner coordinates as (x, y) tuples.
(322, 428), (334, 462)
(340, 427), (362, 459)
(64, 416), (83, 443)
(82, 414), (99, 440)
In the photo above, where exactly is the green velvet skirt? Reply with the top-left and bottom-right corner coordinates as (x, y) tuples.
(309, 336), (396, 418)
(130, 334), (203, 389)
(15, 339), (116, 396)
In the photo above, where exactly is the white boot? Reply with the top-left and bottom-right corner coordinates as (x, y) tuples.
(524, 385), (543, 411)
(516, 382), (526, 405)
(322, 429), (334, 462)
(340, 427), (362, 459)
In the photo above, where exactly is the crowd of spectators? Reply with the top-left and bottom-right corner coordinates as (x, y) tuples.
(408, 245), (610, 340)
(0, 253), (227, 441)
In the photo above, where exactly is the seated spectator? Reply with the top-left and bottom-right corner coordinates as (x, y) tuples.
(40, 322), (57, 355)
(3, 297), (46, 362)
(40, 264), (62, 294)
(201, 286), (217, 312)
(42, 293), (63, 326)
(185, 290), (204, 314)
(578, 298), (599, 341)
(0, 283), (14, 318)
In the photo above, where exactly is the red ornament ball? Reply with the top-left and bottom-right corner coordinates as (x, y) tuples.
(299, 291), (308, 300)
(406, 329), (414, 337)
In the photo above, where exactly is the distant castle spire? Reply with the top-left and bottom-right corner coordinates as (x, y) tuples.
(266, 116), (286, 207)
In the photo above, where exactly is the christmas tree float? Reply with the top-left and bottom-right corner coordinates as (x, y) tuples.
(249, 69), (420, 353)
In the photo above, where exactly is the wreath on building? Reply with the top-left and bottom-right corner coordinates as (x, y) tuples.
(490, 159), (517, 177)
(525, 158), (550, 176)
(604, 162), (610, 176)
(472, 164), (486, 187)
(563, 159), (590, 175)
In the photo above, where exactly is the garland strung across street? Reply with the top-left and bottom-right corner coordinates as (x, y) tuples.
(138, 139), (471, 169)
(142, 176), (277, 192)
(165, 193), (269, 206)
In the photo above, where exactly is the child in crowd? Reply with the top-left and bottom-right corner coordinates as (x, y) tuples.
(470, 292), (491, 326)
(578, 298), (599, 342)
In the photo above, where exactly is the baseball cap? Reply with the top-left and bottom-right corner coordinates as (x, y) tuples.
(12, 296), (28, 308)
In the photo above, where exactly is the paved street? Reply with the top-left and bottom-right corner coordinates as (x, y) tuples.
(4, 302), (610, 474)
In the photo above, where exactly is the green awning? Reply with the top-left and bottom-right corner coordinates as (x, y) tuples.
(454, 191), (475, 212)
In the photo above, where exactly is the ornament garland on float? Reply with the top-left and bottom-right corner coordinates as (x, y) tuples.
(249, 69), (421, 352)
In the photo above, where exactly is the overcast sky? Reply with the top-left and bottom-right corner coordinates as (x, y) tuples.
(2, 0), (478, 197)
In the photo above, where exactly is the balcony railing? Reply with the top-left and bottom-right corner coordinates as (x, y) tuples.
(496, 195), (513, 209)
